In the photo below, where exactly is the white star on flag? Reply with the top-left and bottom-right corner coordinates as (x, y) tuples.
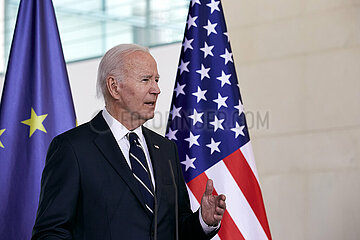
(200, 42), (214, 58)
(196, 64), (210, 80)
(188, 109), (204, 125)
(231, 122), (245, 138)
(206, 138), (221, 154)
(174, 82), (186, 97)
(210, 116), (225, 132)
(234, 99), (244, 115)
(192, 86), (207, 103)
(166, 128), (178, 141)
(184, 131), (200, 148)
(191, 0), (201, 7)
(170, 106), (182, 120)
(213, 93), (228, 109)
(220, 48), (233, 64)
(216, 71), (231, 87)
(206, 0), (220, 14)
(178, 60), (190, 75)
(203, 20), (217, 36)
(187, 15), (198, 29)
(224, 32), (230, 42)
(182, 37), (194, 52)
(181, 155), (196, 171)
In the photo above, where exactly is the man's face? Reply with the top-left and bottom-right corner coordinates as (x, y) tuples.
(115, 51), (160, 125)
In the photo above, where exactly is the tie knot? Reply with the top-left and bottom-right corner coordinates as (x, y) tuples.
(128, 132), (139, 145)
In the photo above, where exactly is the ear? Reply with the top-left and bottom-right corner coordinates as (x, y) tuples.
(106, 76), (120, 100)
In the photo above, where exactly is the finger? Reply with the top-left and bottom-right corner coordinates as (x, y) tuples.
(221, 194), (226, 201)
(215, 195), (226, 207)
(213, 214), (223, 222)
(215, 206), (225, 215)
(218, 194), (226, 201)
(217, 199), (226, 210)
(204, 179), (214, 196)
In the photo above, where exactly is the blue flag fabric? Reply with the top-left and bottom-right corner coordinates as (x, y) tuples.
(0, 0), (76, 239)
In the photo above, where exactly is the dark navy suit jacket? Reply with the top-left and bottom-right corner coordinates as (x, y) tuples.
(32, 112), (217, 240)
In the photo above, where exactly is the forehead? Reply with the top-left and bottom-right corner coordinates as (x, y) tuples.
(123, 51), (159, 79)
(126, 51), (157, 68)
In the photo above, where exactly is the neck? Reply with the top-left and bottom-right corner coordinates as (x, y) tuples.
(105, 105), (145, 131)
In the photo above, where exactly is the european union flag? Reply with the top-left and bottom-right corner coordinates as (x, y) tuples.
(0, 0), (76, 239)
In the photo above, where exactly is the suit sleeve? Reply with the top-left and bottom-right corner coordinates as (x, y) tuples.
(32, 135), (80, 240)
(171, 141), (219, 240)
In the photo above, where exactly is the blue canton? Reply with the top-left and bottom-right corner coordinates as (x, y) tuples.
(166, 0), (250, 183)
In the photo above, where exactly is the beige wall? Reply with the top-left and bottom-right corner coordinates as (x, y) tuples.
(1, 1), (359, 239)
(221, 0), (360, 239)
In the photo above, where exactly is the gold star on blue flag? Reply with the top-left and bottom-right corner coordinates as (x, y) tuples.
(21, 108), (48, 137)
(0, 0), (76, 239)
(0, 129), (5, 148)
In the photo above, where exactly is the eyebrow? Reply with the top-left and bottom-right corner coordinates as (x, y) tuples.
(141, 74), (160, 78)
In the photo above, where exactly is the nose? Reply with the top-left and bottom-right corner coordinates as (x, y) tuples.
(151, 80), (161, 95)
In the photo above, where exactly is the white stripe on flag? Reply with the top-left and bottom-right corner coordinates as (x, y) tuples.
(240, 141), (259, 182)
(212, 234), (221, 240)
(205, 160), (268, 240)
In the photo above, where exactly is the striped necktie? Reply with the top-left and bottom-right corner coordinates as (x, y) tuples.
(128, 132), (154, 215)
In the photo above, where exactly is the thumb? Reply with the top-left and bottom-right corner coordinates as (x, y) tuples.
(204, 179), (214, 196)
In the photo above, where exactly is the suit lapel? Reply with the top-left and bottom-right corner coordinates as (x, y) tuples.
(90, 112), (145, 209)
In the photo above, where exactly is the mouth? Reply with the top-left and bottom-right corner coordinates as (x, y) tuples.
(144, 101), (156, 107)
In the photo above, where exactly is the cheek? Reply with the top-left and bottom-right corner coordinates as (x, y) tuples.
(119, 82), (150, 107)
(134, 87), (149, 101)
(119, 83), (136, 98)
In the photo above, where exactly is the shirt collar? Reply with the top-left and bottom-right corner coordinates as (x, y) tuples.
(102, 107), (143, 142)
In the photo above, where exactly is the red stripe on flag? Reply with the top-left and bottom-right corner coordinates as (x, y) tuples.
(217, 210), (245, 240)
(223, 149), (272, 240)
(187, 172), (245, 240)
(187, 172), (208, 203)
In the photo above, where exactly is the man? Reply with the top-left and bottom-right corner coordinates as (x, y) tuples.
(32, 44), (226, 239)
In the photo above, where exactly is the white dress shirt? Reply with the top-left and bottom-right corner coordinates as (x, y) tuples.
(102, 108), (218, 234)
(102, 108), (156, 187)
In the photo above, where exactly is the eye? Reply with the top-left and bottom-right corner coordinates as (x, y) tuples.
(155, 78), (160, 83)
(142, 78), (150, 82)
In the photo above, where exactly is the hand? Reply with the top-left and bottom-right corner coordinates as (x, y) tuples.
(200, 179), (226, 226)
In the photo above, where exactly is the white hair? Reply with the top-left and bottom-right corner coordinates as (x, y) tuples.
(96, 43), (149, 100)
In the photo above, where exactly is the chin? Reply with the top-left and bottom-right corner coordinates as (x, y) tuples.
(144, 113), (155, 120)
(136, 111), (155, 122)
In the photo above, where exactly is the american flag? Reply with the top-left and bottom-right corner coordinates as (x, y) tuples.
(165, 0), (272, 239)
